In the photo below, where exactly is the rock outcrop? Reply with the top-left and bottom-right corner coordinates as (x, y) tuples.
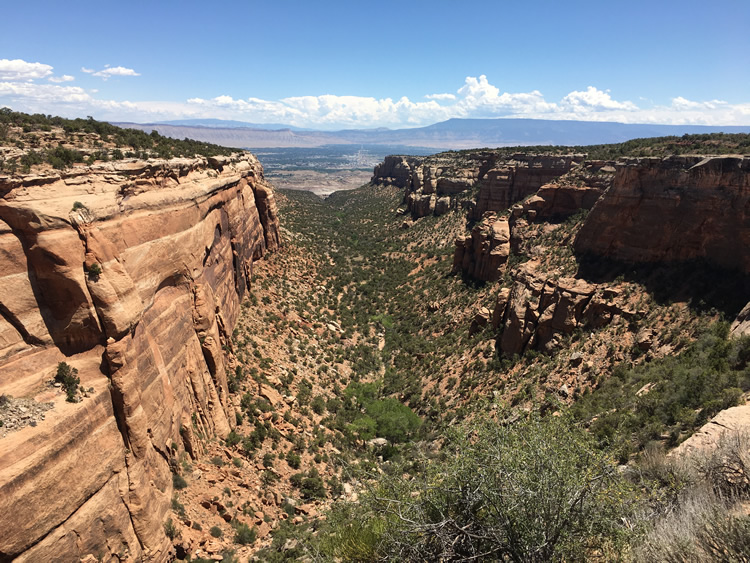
(472, 155), (582, 219)
(671, 404), (750, 458)
(574, 156), (750, 273)
(373, 152), (497, 218)
(373, 152), (581, 220)
(520, 160), (615, 219)
(371, 155), (418, 189)
(0, 153), (280, 561)
(453, 213), (510, 282)
(493, 263), (632, 356)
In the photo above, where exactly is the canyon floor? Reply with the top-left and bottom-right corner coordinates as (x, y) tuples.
(265, 169), (371, 197)
(170, 179), (750, 561)
(2, 112), (750, 562)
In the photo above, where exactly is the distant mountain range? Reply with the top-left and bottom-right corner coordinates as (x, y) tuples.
(157, 118), (313, 132)
(113, 118), (750, 150)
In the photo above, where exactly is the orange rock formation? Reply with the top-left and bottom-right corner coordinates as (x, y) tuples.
(0, 153), (280, 561)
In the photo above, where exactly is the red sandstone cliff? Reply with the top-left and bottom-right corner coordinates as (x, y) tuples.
(373, 153), (581, 219)
(574, 156), (750, 272)
(0, 153), (280, 561)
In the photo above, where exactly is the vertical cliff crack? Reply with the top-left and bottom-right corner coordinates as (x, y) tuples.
(120, 456), (147, 556)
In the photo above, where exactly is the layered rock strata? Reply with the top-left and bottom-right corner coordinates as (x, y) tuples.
(472, 155), (582, 219)
(493, 263), (632, 357)
(0, 153), (280, 561)
(373, 153), (581, 219)
(520, 160), (615, 219)
(452, 213), (510, 282)
(575, 156), (750, 273)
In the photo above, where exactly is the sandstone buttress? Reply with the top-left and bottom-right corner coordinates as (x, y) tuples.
(0, 152), (280, 561)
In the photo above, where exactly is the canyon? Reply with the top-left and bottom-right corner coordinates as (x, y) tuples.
(0, 153), (280, 561)
(377, 151), (750, 352)
(2, 112), (750, 562)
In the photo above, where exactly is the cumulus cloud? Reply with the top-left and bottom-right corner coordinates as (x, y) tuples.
(425, 93), (457, 101)
(560, 86), (638, 112)
(0, 59), (53, 81)
(0, 67), (748, 129)
(82, 65), (140, 79)
(174, 83), (750, 128)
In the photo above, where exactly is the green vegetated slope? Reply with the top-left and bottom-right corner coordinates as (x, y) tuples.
(253, 168), (750, 560)
(442, 131), (750, 160)
(0, 108), (234, 173)
(276, 184), (486, 423)
(4, 109), (748, 560)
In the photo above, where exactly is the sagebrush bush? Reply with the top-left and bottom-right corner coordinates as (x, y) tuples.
(320, 414), (637, 561)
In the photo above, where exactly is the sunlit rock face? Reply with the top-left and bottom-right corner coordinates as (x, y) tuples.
(0, 152), (280, 561)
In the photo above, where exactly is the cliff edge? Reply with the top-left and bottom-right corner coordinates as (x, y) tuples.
(0, 152), (280, 561)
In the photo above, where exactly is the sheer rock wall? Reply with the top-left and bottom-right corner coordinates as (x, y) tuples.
(0, 153), (280, 562)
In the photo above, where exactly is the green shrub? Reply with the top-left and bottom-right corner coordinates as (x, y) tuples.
(164, 518), (178, 540)
(210, 525), (223, 538)
(263, 453), (275, 468)
(225, 430), (241, 447)
(172, 472), (188, 490)
(286, 451), (301, 469)
(234, 522), (257, 545)
(171, 495), (186, 517)
(55, 362), (80, 402)
(290, 473), (304, 488)
(86, 262), (102, 280)
(320, 414), (636, 561)
(311, 395), (326, 415)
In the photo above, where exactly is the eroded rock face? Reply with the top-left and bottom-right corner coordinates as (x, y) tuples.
(453, 213), (510, 282)
(493, 263), (632, 357)
(575, 156), (750, 272)
(473, 155), (582, 219)
(520, 160), (614, 219)
(0, 153), (280, 561)
(373, 152), (581, 220)
(372, 155), (418, 188)
(373, 152), (496, 219)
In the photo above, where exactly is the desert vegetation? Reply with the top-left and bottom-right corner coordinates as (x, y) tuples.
(18, 114), (745, 560)
(239, 164), (749, 559)
(0, 108), (234, 173)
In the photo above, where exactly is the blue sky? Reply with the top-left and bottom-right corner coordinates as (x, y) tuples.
(1, 0), (749, 129)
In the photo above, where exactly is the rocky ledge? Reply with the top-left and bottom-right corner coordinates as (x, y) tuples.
(0, 152), (280, 561)
(373, 153), (583, 219)
(575, 156), (750, 273)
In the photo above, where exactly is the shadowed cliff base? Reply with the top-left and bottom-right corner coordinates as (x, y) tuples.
(575, 255), (750, 319)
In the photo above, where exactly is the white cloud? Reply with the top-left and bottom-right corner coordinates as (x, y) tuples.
(425, 93), (457, 101)
(48, 75), (75, 83)
(0, 59), (53, 81)
(560, 86), (638, 112)
(0, 82), (92, 103)
(1, 68), (748, 129)
(671, 96), (727, 111)
(82, 65), (140, 79)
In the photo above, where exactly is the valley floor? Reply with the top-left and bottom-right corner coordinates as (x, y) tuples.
(172, 183), (750, 562)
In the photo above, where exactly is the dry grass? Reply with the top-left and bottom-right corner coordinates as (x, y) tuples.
(634, 431), (750, 562)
